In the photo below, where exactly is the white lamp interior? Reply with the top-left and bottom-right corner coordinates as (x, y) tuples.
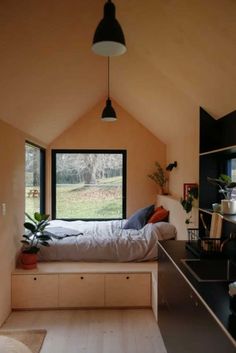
(92, 41), (127, 57)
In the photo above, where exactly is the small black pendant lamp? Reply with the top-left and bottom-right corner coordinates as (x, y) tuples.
(101, 57), (117, 121)
(92, 0), (127, 57)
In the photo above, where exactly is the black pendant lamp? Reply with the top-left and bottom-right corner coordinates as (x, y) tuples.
(92, 0), (127, 57)
(101, 57), (117, 121)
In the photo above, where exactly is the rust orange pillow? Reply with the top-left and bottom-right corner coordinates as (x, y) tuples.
(147, 206), (169, 223)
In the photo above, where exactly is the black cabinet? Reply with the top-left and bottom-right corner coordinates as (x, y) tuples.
(199, 107), (236, 234)
(158, 243), (236, 353)
(199, 108), (236, 208)
(199, 107), (219, 153)
(200, 108), (236, 154)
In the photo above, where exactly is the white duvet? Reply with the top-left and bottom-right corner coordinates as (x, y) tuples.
(38, 220), (176, 262)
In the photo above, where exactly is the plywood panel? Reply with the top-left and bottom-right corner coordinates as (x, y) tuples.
(59, 274), (104, 307)
(105, 273), (151, 307)
(12, 274), (58, 309)
(12, 261), (157, 275)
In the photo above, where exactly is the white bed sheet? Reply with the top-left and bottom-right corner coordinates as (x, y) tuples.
(38, 219), (176, 262)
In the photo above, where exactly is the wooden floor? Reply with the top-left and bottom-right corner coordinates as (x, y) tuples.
(2, 309), (167, 353)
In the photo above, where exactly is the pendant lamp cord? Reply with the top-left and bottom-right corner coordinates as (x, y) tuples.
(108, 56), (110, 98)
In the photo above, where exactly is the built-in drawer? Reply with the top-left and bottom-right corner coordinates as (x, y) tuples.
(58, 274), (105, 307)
(12, 270), (153, 309)
(105, 273), (151, 307)
(12, 274), (58, 309)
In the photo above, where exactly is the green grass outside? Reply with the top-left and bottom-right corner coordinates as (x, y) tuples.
(25, 176), (123, 219)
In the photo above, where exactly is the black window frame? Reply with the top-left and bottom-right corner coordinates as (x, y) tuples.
(51, 149), (127, 220)
(25, 141), (46, 215)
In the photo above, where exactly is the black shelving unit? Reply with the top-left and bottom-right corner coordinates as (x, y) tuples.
(199, 108), (236, 236)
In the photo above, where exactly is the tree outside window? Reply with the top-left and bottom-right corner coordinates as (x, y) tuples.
(52, 150), (126, 220)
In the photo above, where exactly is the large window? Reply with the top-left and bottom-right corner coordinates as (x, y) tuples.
(25, 142), (45, 217)
(52, 150), (126, 220)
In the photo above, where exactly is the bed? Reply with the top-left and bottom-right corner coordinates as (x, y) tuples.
(38, 219), (176, 262)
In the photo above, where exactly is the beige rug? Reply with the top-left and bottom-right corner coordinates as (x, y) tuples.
(0, 329), (46, 353)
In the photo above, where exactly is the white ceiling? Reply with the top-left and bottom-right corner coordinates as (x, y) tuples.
(0, 0), (235, 144)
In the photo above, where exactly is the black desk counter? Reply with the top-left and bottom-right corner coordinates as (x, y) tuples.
(158, 240), (236, 344)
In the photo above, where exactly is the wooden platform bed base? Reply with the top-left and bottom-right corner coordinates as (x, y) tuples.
(11, 262), (158, 321)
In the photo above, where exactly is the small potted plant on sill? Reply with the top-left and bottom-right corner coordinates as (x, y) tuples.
(148, 162), (168, 195)
(207, 174), (236, 215)
(20, 212), (51, 269)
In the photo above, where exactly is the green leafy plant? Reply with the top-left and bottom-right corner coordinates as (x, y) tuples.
(21, 212), (51, 254)
(148, 162), (167, 190)
(180, 186), (198, 224)
(207, 174), (236, 200)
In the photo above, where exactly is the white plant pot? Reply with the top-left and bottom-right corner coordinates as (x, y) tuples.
(221, 199), (236, 215)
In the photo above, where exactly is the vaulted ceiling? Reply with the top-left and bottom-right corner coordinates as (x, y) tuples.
(0, 0), (235, 144)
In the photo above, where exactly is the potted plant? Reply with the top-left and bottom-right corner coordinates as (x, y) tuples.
(180, 185), (198, 224)
(148, 162), (168, 194)
(20, 212), (51, 269)
(207, 174), (236, 214)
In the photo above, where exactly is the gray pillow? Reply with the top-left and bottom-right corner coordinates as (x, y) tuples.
(124, 204), (155, 230)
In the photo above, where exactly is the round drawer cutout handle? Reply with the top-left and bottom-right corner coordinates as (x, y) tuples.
(33, 277), (37, 281)
(126, 276), (130, 280)
(80, 276), (84, 280)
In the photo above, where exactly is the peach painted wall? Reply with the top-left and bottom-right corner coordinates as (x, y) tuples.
(163, 106), (199, 239)
(0, 119), (46, 326)
(47, 100), (167, 217)
(0, 120), (25, 325)
(166, 107), (199, 199)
